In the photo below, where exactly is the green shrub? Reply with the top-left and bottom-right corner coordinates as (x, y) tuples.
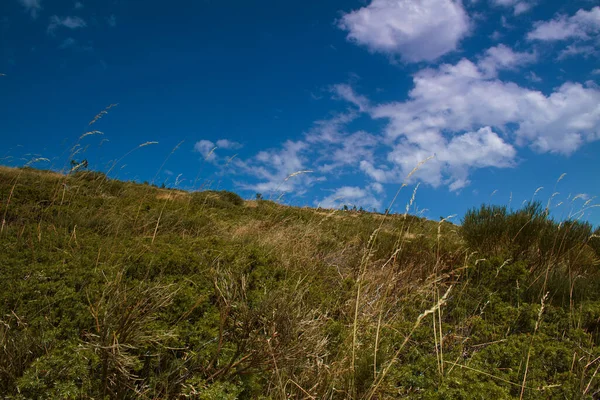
(462, 202), (596, 268)
(190, 190), (244, 209)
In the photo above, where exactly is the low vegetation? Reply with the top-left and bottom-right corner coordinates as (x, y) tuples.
(1, 166), (599, 399)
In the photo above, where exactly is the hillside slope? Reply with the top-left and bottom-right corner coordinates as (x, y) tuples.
(1, 166), (599, 399)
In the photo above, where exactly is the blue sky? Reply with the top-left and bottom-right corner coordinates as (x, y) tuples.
(1, 0), (600, 225)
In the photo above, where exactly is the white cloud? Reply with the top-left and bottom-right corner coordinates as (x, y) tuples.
(48, 15), (86, 34)
(331, 84), (370, 111)
(234, 111), (376, 195)
(215, 139), (242, 149)
(19, 0), (42, 19)
(360, 127), (516, 190)
(513, 2), (533, 15)
(491, 0), (534, 16)
(558, 44), (598, 59)
(194, 138), (241, 162)
(370, 57), (600, 155)
(303, 110), (378, 173)
(370, 182), (384, 194)
(305, 111), (357, 144)
(477, 44), (536, 77)
(235, 140), (313, 194)
(317, 186), (382, 210)
(221, 37), (600, 197)
(338, 0), (470, 62)
(194, 140), (217, 160)
(527, 7), (600, 41)
(318, 130), (378, 173)
(74, 1), (83, 9)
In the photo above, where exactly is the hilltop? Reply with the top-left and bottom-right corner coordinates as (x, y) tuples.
(1, 166), (600, 399)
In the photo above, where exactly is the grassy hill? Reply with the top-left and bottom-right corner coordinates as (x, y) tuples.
(1, 166), (600, 399)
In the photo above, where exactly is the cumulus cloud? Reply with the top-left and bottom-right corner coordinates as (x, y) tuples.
(19, 0), (42, 19)
(527, 7), (600, 41)
(218, 33), (600, 198)
(338, 0), (470, 62)
(236, 40), (600, 197)
(360, 127), (516, 190)
(48, 15), (86, 34)
(323, 47), (598, 190)
(241, 43), (600, 195)
(317, 186), (382, 210)
(370, 57), (600, 155)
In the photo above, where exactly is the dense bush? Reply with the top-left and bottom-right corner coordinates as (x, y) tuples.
(191, 190), (245, 209)
(462, 201), (596, 268)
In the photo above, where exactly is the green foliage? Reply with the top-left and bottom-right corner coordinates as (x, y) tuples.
(1, 167), (599, 399)
(191, 190), (245, 209)
(462, 202), (596, 272)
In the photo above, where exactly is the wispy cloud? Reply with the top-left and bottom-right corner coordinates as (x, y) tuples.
(558, 44), (598, 60)
(193, 138), (242, 162)
(19, 0), (42, 19)
(56, 37), (92, 52)
(331, 84), (370, 112)
(491, 0), (535, 16)
(215, 139), (242, 150)
(477, 44), (537, 77)
(194, 140), (217, 160)
(107, 14), (116, 27)
(235, 140), (312, 194)
(74, 1), (83, 9)
(337, 0), (471, 62)
(527, 7), (600, 41)
(526, 71), (542, 82)
(58, 37), (76, 49)
(48, 15), (87, 34)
